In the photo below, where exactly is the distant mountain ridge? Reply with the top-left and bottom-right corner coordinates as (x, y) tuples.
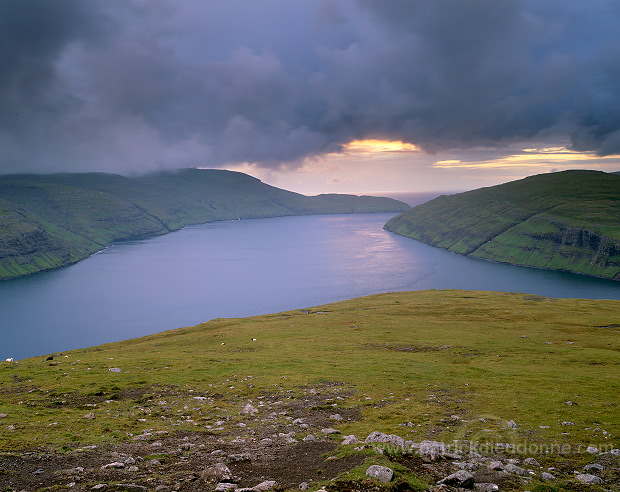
(385, 170), (620, 280)
(0, 168), (409, 280)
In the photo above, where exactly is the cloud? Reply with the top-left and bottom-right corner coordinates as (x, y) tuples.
(0, 0), (619, 175)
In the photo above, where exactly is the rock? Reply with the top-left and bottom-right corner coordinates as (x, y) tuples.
(438, 470), (475, 488)
(302, 434), (316, 442)
(507, 420), (519, 429)
(109, 368), (122, 373)
(321, 428), (340, 434)
(586, 446), (600, 454)
(91, 485), (108, 490)
(341, 435), (360, 445)
(583, 463), (604, 472)
(503, 463), (530, 476)
(154, 486), (170, 492)
(253, 480), (277, 491)
(215, 483), (238, 491)
(200, 463), (232, 483)
(365, 431), (405, 448)
(0, 413), (7, 418)
(299, 482), (310, 490)
(474, 484), (499, 492)
(83, 412), (96, 419)
(101, 462), (125, 470)
(418, 440), (447, 458)
(330, 414), (343, 421)
(366, 465), (394, 483)
(487, 461), (503, 471)
(523, 457), (540, 466)
(575, 473), (603, 485)
(259, 438), (273, 446)
(32, 468), (45, 475)
(565, 400), (578, 405)
(127, 466), (139, 472)
(179, 443), (194, 451)
(113, 485), (146, 491)
(541, 472), (555, 481)
(242, 403), (258, 415)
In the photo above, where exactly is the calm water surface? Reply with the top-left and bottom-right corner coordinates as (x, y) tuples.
(2, 212), (619, 360)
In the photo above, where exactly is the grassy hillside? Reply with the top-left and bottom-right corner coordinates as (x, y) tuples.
(0, 290), (618, 490)
(385, 170), (620, 280)
(0, 169), (408, 280)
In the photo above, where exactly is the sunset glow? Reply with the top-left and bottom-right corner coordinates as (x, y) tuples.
(343, 140), (420, 153)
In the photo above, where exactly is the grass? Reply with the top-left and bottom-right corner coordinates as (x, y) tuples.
(385, 170), (620, 279)
(0, 289), (618, 459)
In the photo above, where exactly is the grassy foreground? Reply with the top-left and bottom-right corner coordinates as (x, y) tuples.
(1, 289), (618, 455)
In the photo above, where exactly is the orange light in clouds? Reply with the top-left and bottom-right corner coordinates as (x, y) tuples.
(344, 139), (420, 153)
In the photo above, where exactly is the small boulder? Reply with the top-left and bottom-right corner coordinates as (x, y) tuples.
(108, 368), (122, 373)
(200, 463), (232, 483)
(253, 481), (277, 491)
(575, 473), (603, 485)
(242, 403), (258, 415)
(366, 465), (394, 483)
(541, 472), (555, 481)
(586, 446), (600, 454)
(215, 484), (238, 492)
(341, 435), (360, 445)
(438, 470), (475, 488)
(365, 431), (405, 448)
(584, 463), (604, 472)
(507, 420), (519, 429)
(474, 484), (498, 492)
(503, 463), (530, 476)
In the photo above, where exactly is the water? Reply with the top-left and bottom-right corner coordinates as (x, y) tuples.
(2, 213), (619, 360)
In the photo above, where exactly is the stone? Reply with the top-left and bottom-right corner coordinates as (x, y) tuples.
(438, 470), (475, 488)
(109, 368), (122, 373)
(418, 440), (447, 458)
(179, 442), (194, 451)
(0, 413), (7, 418)
(200, 463), (232, 483)
(487, 461), (503, 471)
(113, 485), (146, 491)
(366, 465), (394, 483)
(524, 457), (540, 466)
(302, 434), (316, 441)
(330, 414), (343, 421)
(504, 463), (530, 476)
(575, 473), (603, 485)
(242, 403), (258, 415)
(91, 485), (108, 490)
(101, 462), (125, 470)
(299, 482), (310, 490)
(583, 463), (604, 472)
(154, 486), (170, 492)
(541, 472), (555, 481)
(253, 480), (277, 491)
(321, 428), (340, 434)
(215, 483), (238, 491)
(341, 435), (360, 445)
(507, 420), (519, 429)
(586, 446), (599, 454)
(365, 431), (405, 448)
(474, 484), (499, 492)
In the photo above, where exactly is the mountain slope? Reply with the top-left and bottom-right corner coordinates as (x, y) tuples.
(384, 170), (620, 280)
(0, 168), (409, 280)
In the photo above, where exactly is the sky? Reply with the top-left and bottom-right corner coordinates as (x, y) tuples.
(1, 0), (620, 193)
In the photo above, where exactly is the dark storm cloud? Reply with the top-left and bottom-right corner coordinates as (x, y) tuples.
(1, 0), (619, 174)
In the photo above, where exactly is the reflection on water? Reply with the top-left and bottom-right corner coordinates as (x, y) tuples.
(1, 213), (618, 360)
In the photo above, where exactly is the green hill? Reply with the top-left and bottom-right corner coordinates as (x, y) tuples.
(385, 170), (620, 280)
(0, 290), (618, 490)
(0, 168), (409, 280)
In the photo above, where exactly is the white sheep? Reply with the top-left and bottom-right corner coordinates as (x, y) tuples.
(5, 358), (14, 362)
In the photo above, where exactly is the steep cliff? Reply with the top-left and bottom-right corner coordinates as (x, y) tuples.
(385, 170), (620, 280)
